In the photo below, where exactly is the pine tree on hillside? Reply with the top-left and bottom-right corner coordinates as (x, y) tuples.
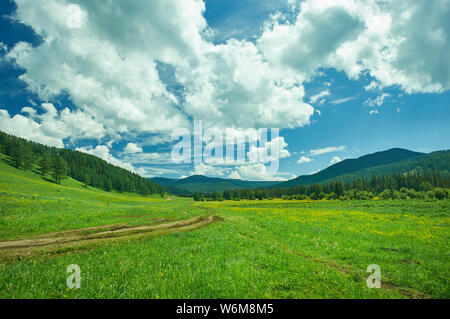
(23, 144), (33, 170)
(52, 156), (68, 184)
(13, 140), (25, 169)
(83, 173), (90, 188)
(141, 184), (150, 196)
(40, 152), (51, 176)
(105, 177), (113, 192)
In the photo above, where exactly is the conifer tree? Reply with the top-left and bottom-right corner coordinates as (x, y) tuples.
(105, 178), (113, 192)
(23, 144), (33, 170)
(83, 173), (90, 188)
(13, 140), (25, 169)
(52, 156), (68, 184)
(40, 152), (51, 175)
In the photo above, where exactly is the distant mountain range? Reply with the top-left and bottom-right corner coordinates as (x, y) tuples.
(151, 148), (450, 194)
(151, 175), (280, 195)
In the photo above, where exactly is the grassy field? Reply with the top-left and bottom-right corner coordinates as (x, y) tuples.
(0, 156), (449, 298)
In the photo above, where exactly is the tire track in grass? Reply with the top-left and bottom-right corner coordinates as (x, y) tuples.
(233, 217), (429, 299)
(0, 215), (221, 258)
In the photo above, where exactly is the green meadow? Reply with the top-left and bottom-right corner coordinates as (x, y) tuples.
(0, 157), (449, 299)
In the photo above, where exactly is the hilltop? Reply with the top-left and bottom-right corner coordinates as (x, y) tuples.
(276, 148), (449, 188)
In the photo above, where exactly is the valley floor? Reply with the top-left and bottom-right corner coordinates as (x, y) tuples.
(0, 159), (449, 298)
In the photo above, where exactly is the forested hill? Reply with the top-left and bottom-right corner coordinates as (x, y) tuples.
(0, 131), (165, 195)
(151, 175), (280, 195)
(277, 148), (437, 187)
(151, 148), (450, 195)
(188, 149), (449, 201)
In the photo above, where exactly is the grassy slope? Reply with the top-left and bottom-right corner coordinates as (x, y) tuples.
(0, 156), (449, 298)
(0, 154), (202, 240)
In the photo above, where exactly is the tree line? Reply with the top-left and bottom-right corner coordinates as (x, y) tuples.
(193, 172), (450, 201)
(0, 131), (165, 196)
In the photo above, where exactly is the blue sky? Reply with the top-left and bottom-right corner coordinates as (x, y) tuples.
(0, 0), (449, 180)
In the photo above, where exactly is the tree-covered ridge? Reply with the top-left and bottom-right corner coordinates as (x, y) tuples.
(151, 175), (281, 195)
(185, 148), (450, 201)
(0, 131), (165, 196)
(316, 150), (450, 185)
(194, 172), (450, 201)
(279, 148), (427, 187)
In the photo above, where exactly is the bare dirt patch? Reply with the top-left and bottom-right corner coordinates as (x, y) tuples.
(113, 214), (148, 218)
(381, 247), (409, 253)
(382, 281), (428, 299)
(400, 259), (421, 265)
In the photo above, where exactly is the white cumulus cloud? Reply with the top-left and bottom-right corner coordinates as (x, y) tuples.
(258, 0), (450, 93)
(297, 156), (313, 164)
(6, 0), (316, 141)
(309, 145), (346, 156)
(247, 136), (290, 164)
(0, 103), (105, 147)
(2, 0), (448, 171)
(76, 145), (135, 172)
(192, 163), (225, 176)
(124, 143), (143, 154)
(229, 163), (287, 181)
(330, 156), (342, 165)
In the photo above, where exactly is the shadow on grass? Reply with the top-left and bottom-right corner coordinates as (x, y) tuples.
(0, 154), (15, 167)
